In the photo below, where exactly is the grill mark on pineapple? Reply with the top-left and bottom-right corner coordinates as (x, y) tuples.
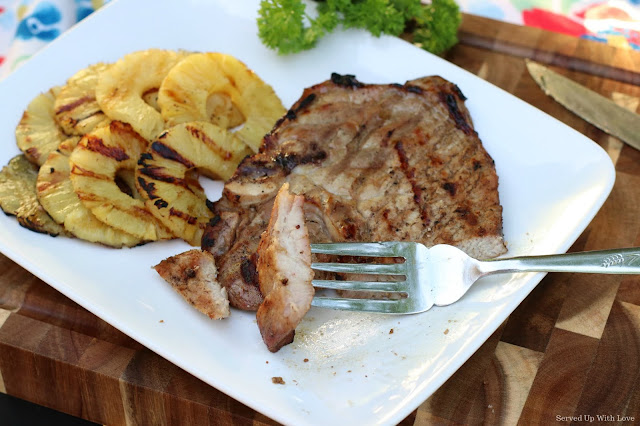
(55, 96), (94, 114)
(75, 110), (105, 122)
(137, 177), (158, 199)
(74, 190), (102, 202)
(133, 205), (156, 220)
(84, 135), (130, 162)
(185, 124), (234, 160)
(70, 164), (110, 180)
(137, 164), (191, 189)
(169, 207), (198, 225)
(151, 141), (195, 168)
(154, 199), (168, 209)
(163, 88), (182, 105)
(25, 147), (40, 162)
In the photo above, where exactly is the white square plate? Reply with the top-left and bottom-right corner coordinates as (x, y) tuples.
(0, 1), (615, 424)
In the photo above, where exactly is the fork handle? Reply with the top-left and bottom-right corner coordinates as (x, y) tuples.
(479, 247), (640, 275)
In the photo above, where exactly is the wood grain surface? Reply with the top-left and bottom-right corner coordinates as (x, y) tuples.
(1, 13), (640, 425)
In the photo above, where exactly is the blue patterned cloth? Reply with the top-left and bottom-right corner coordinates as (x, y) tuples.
(0, 0), (109, 79)
(0, 0), (638, 80)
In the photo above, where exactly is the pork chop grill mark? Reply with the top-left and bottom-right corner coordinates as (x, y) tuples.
(428, 175), (487, 236)
(454, 207), (479, 226)
(431, 160), (497, 236)
(453, 84), (467, 101)
(422, 148), (487, 221)
(393, 82), (434, 96)
(274, 150), (328, 173)
(381, 209), (399, 233)
(394, 140), (430, 226)
(208, 214), (221, 227)
(241, 256), (258, 287)
(284, 93), (317, 121)
(200, 214), (222, 248)
(443, 182), (457, 196)
(330, 73), (364, 88)
(439, 91), (474, 136)
(235, 158), (284, 179)
(269, 94), (318, 143)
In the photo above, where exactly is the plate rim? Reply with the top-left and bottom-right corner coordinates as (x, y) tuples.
(0, 0), (616, 424)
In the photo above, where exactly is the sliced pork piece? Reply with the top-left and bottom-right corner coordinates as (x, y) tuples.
(203, 73), (506, 311)
(256, 183), (314, 352)
(154, 249), (230, 319)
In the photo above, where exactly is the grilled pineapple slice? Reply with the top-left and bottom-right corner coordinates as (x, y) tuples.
(57, 135), (82, 156)
(158, 53), (244, 129)
(69, 121), (174, 241)
(158, 52), (285, 152)
(54, 62), (112, 136)
(37, 151), (143, 247)
(137, 121), (252, 246)
(95, 49), (190, 141)
(15, 87), (71, 166)
(0, 154), (67, 236)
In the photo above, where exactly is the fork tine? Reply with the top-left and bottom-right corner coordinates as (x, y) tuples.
(312, 279), (407, 292)
(311, 262), (406, 275)
(310, 242), (411, 257)
(311, 296), (406, 313)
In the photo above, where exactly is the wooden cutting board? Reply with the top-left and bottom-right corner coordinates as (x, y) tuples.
(1, 13), (639, 425)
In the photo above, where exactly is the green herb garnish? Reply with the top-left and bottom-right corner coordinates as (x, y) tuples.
(257, 0), (462, 56)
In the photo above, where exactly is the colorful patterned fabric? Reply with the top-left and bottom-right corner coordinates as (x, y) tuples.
(0, 0), (109, 79)
(458, 0), (640, 50)
(0, 0), (637, 81)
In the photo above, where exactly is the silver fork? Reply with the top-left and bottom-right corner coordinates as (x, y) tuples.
(310, 242), (640, 314)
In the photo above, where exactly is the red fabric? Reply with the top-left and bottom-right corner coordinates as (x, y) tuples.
(523, 8), (590, 37)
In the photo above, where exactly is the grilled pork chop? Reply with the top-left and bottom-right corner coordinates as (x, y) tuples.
(154, 249), (230, 319)
(256, 183), (314, 352)
(203, 73), (506, 311)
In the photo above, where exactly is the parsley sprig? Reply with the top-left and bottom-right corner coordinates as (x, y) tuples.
(257, 0), (462, 56)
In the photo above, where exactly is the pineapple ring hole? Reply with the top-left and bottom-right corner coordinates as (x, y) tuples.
(142, 88), (160, 112)
(114, 169), (141, 200)
(206, 92), (245, 130)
